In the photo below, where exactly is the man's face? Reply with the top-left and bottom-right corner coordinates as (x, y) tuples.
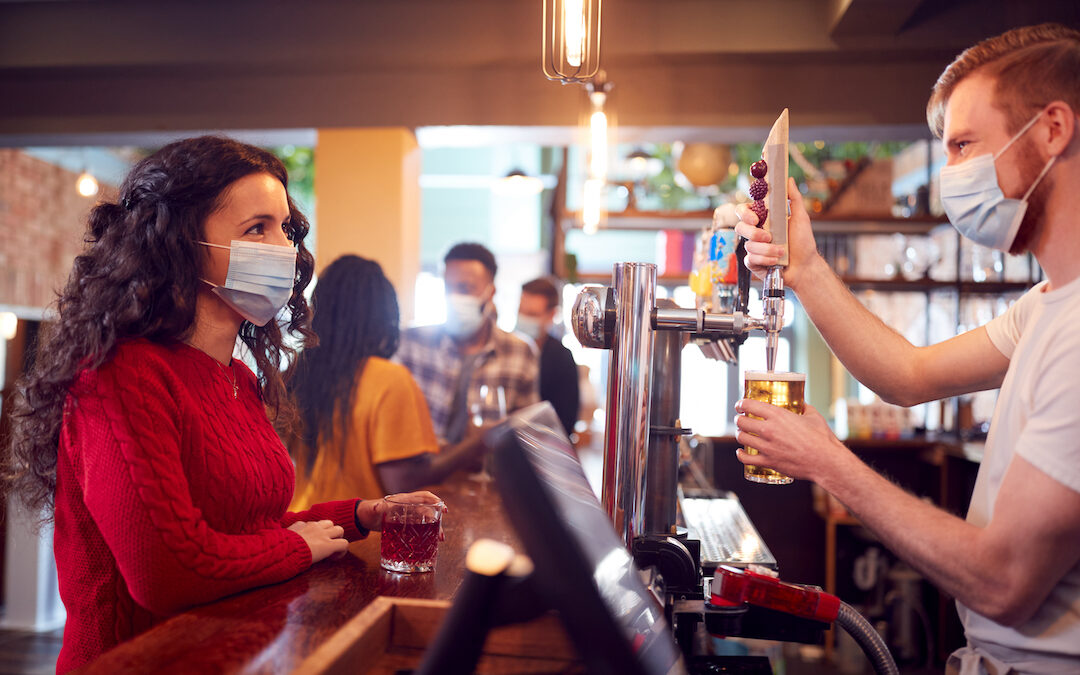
(444, 260), (494, 302)
(942, 73), (1051, 253)
(518, 291), (557, 332)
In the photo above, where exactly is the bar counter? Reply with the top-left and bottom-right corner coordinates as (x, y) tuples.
(78, 478), (519, 674)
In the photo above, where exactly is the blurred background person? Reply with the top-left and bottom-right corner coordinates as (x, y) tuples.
(516, 277), (580, 437)
(397, 242), (539, 446)
(288, 255), (487, 506)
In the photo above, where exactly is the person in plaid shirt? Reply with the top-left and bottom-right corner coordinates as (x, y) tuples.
(397, 242), (540, 446)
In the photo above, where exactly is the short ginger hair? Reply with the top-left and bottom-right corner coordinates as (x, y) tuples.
(927, 23), (1080, 138)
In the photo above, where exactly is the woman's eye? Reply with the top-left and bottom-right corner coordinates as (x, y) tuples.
(245, 222), (265, 236)
(956, 141), (970, 154)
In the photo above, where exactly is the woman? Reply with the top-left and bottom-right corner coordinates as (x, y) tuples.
(288, 255), (486, 508)
(4, 136), (439, 673)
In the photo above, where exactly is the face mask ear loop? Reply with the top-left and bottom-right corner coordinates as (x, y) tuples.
(1021, 155), (1057, 202)
(994, 110), (1045, 160)
(197, 240), (232, 251)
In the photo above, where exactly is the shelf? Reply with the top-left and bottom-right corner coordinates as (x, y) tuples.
(840, 277), (1034, 293)
(562, 211), (947, 234)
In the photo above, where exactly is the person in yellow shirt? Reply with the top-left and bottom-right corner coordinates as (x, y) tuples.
(288, 255), (486, 510)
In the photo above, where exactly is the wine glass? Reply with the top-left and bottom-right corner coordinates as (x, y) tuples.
(468, 383), (507, 481)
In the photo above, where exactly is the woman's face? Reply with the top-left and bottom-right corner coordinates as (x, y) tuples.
(200, 172), (292, 285)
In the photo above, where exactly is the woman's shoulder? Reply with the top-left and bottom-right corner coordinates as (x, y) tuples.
(361, 356), (416, 384)
(70, 339), (188, 403)
(83, 339), (176, 378)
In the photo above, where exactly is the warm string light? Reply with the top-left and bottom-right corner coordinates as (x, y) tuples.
(582, 80), (612, 234)
(582, 178), (603, 234)
(0, 312), (17, 341)
(76, 171), (99, 197)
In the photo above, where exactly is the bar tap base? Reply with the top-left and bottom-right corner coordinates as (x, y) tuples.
(702, 602), (828, 646)
(633, 535), (702, 597)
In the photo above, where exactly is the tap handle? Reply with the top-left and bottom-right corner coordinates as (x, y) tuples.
(735, 235), (751, 316)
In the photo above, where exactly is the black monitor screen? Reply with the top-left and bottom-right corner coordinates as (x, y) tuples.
(490, 402), (686, 675)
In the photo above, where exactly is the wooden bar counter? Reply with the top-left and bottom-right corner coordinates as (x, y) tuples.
(78, 477), (521, 674)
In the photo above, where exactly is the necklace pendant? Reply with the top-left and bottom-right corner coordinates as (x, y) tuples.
(232, 381), (239, 399)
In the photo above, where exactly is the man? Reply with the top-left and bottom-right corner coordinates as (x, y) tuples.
(516, 277), (580, 436)
(397, 242), (539, 445)
(734, 24), (1080, 671)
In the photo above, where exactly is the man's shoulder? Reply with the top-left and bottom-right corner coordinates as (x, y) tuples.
(399, 325), (445, 350)
(493, 327), (537, 357)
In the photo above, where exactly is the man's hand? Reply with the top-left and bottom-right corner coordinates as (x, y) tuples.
(735, 177), (829, 292)
(287, 520), (348, 564)
(356, 491), (446, 532)
(733, 398), (850, 483)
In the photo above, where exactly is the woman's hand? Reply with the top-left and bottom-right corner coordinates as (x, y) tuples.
(733, 398), (851, 483)
(734, 176), (828, 292)
(356, 491), (446, 532)
(287, 519), (348, 564)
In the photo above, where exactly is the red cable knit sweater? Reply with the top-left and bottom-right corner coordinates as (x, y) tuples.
(53, 339), (364, 673)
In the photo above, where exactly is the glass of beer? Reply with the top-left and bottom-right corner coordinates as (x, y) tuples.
(380, 496), (444, 573)
(742, 371), (806, 484)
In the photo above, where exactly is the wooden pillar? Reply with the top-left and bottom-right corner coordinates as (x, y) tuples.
(314, 128), (421, 322)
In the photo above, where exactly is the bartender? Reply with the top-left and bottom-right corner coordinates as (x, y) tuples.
(734, 23), (1080, 673)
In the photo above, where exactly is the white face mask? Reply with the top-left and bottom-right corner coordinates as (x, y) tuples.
(199, 240), (297, 327)
(939, 110), (1056, 251)
(445, 292), (489, 338)
(515, 314), (545, 341)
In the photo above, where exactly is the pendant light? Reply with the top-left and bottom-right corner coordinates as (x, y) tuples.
(542, 0), (602, 84)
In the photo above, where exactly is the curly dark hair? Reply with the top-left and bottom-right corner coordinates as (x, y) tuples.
(288, 255), (400, 473)
(5, 135), (316, 519)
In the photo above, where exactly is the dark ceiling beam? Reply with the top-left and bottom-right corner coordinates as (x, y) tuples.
(0, 0), (1078, 136)
(828, 0), (928, 39)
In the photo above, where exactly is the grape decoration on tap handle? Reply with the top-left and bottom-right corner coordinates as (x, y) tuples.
(749, 159), (769, 227)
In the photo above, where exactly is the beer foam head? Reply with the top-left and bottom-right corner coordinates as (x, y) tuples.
(744, 370), (805, 382)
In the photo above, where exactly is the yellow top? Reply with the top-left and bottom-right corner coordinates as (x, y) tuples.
(289, 357), (439, 511)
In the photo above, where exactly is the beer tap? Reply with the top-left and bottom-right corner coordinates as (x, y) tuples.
(763, 267), (784, 372)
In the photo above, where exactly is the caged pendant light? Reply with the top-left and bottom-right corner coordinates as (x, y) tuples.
(542, 0), (602, 84)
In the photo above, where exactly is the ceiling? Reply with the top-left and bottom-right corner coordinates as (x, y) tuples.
(1, 0), (1078, 144)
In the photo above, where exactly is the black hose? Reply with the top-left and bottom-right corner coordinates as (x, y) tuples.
(835, 601), (899, 675)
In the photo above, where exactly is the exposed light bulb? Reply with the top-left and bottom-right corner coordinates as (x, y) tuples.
(583, 178), (603, 234)
(563, 0), (585, 68)
(589, 110), (608, 179)
(76, 172), (99, 197)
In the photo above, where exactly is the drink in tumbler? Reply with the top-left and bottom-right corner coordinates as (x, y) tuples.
(380, 496), (444, 573)
(743, 371), (805, 484)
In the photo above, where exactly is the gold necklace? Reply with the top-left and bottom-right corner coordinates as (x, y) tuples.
(214, 359), (238, 399)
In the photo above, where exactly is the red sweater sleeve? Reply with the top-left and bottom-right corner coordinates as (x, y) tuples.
(66, 358), (312, 617)
(282, 499), (366, 540)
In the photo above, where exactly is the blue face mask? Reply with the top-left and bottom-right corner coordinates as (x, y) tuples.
(199, 240), (296, 326)
(939, 110), (1056, 251)
(515, 314), (546, 341)
(445, 292), (489, 338)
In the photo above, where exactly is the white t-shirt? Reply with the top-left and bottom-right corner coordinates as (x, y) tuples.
(958, 274), (1080, 656)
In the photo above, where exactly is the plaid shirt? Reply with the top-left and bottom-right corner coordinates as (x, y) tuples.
(396, 322), (540, 443)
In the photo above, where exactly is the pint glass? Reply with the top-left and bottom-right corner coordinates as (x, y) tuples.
(742, 371), (806, 484)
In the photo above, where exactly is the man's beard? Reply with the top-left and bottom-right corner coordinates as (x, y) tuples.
(1008, 141), (1054, 255)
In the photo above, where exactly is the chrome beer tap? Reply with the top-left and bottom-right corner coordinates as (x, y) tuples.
(763, 266), (784, 372)
(571, 263), (769, 548)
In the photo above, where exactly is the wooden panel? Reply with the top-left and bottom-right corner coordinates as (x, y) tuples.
(295, 597), (580, 675)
